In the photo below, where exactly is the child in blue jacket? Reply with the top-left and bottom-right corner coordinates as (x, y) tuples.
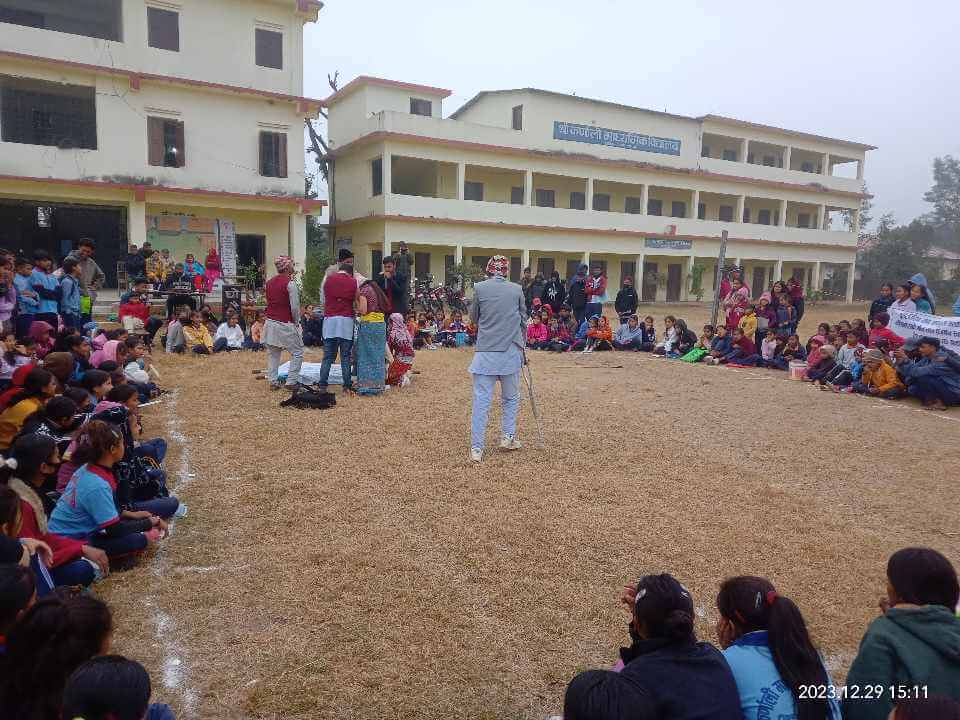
(13, 258), (39, 338)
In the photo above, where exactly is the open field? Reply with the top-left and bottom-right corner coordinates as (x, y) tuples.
(100, 303), (960, 720)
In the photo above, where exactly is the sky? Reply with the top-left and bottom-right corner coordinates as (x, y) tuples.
(303, 0), (960, 228)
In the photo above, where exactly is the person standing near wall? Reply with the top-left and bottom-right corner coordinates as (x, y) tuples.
(263, 256), (304, 392)
(467, 255), (526, 463)
(65, 239), (105, 325)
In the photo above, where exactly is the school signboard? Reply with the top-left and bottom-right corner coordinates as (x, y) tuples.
(888, 308), (960, 353)
(553, 121), (682, 156)
(645, 238), (693, 251)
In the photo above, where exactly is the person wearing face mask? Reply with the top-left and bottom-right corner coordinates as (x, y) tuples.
(584, 264), (608, 320)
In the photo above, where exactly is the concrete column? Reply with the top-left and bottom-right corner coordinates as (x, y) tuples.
(586, 177), (594, 212)
(640, 184), (649, 215)
(454, 244), (463, 265)
(741, 138), (749, 163)
(813, 261), (822, 291)
(582, 251), (590, 268)
(774, 257), (783, 283)
(524, 170), (533, 206)
(846, 260), (856, 303)
(852, 208), (861, 237)
(779, 199), (788, 227)
(636, 254), (646, 292)
(736, 195), (746, 223)
(382, 236), (391, 261)
(382, 148), (392, 197)
(782, 146), (792, 170)
(522, 248), (531, 272)
(857, 159), (865, 180)
(817, 204), (826, 230)
(823, 153), (831, 176)
(684, 253), (695, 300)
(289, 212), (307, 271)
(127, 199), (147, 250)
(691, 189), (700, 220)
(456, 162), (465, 201)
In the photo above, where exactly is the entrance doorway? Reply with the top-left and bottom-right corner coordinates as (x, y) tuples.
(666, 263), (682, 301)
(641, 261), (658, 301)
(0, 199), (127, 286)
(752, 266), (766, 298)
(237, 234), (266, 287)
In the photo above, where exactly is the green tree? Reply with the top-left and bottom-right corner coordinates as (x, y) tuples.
(923, 155), (960, 227)
(857, 218), (939, 298)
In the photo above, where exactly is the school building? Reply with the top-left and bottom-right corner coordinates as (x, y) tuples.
(327, 77), (874, 303)
(0, 0), (325, 288)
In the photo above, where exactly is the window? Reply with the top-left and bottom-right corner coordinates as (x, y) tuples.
(410, 98), (432, 117)
(624, 196), (643, 214)
(0, 76), (97, 149)
(258, 131), (287, 178)
(647, 198), (663, 216)
(444, 255), (455, 283)
(762, 155), (775, 167)
(510, 186), (524, 204)
(148, 7), (179, 51)
(797, 212), (810, 229)
(698, 203), (706, 220)
(774, 211), (780, 225)
(510, 257), (521, 283)
(593, 193), (611, 211)
(671, 201), (686, 218)
(535, 189), (555, 208)
(0, 0), (122, 40)
(512, 105), (523, 131)
(722, 149), (737, 161)
(147, 116), (185, 167)
(537, 257), (555, 276)
(758, 209), (771, 225)
(701, 145), (710, 158)
(718, 205), (734, 222)
(255, 28), (283, 69)
(569, 191), (585, 210)
(743, 207), (751, 223)
(414, 252), (431, 280)
(372, 249), (383, 272)
(464, 181), (483, 201)
(801, 161), (814, 173)
(371, 157), (383, 196)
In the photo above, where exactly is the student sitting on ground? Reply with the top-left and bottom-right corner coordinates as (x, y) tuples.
(718, 328), (757, 366)
(613, 315), (645, 351)
(583, 316), (613, 353)
(213, 314), (245, 353)
(245, 310), (265, 351)
(0, 593), (114, 720)
(754, 293), (777, 346)
(894, 336), (960, 410)
(843, 547), (960, 720)
(703, 325), (733, 365)
(716, 575), (841, 720)
(547, 317), (572, 352)
(822, 332), (866, 389)
(868, 312), (904, 350)
(118, 292), (162, 347)
(62, 655), (176, 720)
(526, 314), (550, 350)
(805, 344), (837, 383)
(850, 318), (870, 347)
(164, 310), (188, 354)
(182, 311), (214, 354)
(558, 305), (580, 339)
(48, 420), (166, 561)
(637, 315), (657, 352)
(756, 329), (781, 368)
(853, 348), (906, 398)
(569, 315), (591, 352)
(737, 305), (758, 346)
(770, 334), (806, 370)
(122, 340), (160, 401)
(564, 573), (742, 720)
(0, 368), (57, 452)
(439, 311), (471, 347)
(1, 434), (110, 589)
(680, 324), (716, 363)
(653, 316), (678, 355)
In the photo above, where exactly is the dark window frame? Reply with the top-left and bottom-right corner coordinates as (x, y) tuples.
(371, 157), (383, 196)
(255, 28), (283, 69)
(0, 1), (122, 41)
(535, 188), (555, 208)
(410, 98), (432, 117)
(147, 116), (185, 168)
(722, 148), (737, 161)
(697, 203), (706, 220)
(593, 193), (611, 211)
(464, 181), (484, 201)
(569, 191), (585, 210)
(511, 105), (523, 131)
(758, 208), (772, 225)
(718, 205), (734, 222)
(258, 131), (288, 178)
(624, 196), (642, 214)
(671, 201), (687, 219)
(647, 198), (663, 216)
(797, 212), (811, 229)
(0, 76), (97, 149)
(510, 186), (524, 204)
(147, 7), (180, 52)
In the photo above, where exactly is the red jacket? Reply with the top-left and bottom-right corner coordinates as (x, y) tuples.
(869, 326), (904, 349)
(585, 275), (607, 303)
(118, 301), (149, 323)
(526, 322), (549, 343)
(323, 272), (357, 318)
(265, 274), (294, 323)
(17, 497), (84, 568)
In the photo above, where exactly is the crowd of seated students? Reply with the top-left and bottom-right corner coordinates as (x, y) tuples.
(563, 547), (960, 720)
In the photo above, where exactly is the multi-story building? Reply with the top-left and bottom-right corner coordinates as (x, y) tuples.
(0, 0), (325, 287)
(328, 77), (873, 303)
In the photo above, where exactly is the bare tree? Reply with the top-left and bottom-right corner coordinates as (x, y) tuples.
(305, 71), (339, 223)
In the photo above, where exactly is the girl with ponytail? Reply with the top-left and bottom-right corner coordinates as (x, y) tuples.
(716, 576), (839, 720)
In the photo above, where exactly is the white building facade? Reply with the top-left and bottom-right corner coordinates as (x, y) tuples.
(328, 77), (874, 303)
(0, 0), (324, 287)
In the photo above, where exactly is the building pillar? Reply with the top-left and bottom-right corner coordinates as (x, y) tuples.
(856, 159), (865, 180)
(636, 254), (646, 291)
(522, 248), (531, 272)
(127, 198), (147, 250)
(454, 244), (463, 265)
(852, 208), (861, 237)
(640, 184), (649, 215)
(782, 146), (792, 170)
(813, 261), (822, 291)
(684, 253), (695, 301)
(524, 170), (533, 206)
(823, 153), (831, 176)
(289, 212), (307, 271)
(741, 138), (749, 163)
(382, 148), (392, 197)
(382, 236), (391, 262)
(846, 260), (856, 303)
(818, 204), (827, 230)
(774, 257), (783, 284)
(691, 189), (700, 220)
(456, 162), (465, 201)
(779, 199), (788, 227)
(582, 251), (590, 268)
(586, 177), (594, 212)
(736, 195), (746, 223)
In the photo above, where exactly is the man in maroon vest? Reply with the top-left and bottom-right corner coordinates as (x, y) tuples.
(263, 255), (304, 391)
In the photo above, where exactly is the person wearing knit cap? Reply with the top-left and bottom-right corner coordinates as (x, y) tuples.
(262, 256), (304, 391)
(467, 255), (526, 463)
(853, 348), (906, 398)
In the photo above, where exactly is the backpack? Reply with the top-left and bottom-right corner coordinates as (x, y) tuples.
(280, 389), (337, 410)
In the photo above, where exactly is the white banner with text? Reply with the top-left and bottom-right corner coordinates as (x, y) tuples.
(888, 308), (960, 352)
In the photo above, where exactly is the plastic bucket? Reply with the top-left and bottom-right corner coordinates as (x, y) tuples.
(789, 360), (808, 380)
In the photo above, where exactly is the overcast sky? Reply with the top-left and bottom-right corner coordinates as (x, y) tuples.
(304, 0), (960, 228)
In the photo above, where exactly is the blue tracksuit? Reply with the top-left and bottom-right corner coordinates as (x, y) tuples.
(13, 274), (39, 314)
(31, 269), (60, 315)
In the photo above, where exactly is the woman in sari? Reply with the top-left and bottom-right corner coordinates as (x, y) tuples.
(204, 248), (222, 291)
(184, 254), (206, 292)
(386, 313), (415, 387)
(355, 279), (389, 396)
(723, 278), (751, 330)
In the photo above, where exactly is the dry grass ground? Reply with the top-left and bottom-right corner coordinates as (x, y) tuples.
(99, 303), (960, 720)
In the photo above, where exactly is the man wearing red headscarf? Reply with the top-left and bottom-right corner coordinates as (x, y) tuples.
(263, 256), (304, 391)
